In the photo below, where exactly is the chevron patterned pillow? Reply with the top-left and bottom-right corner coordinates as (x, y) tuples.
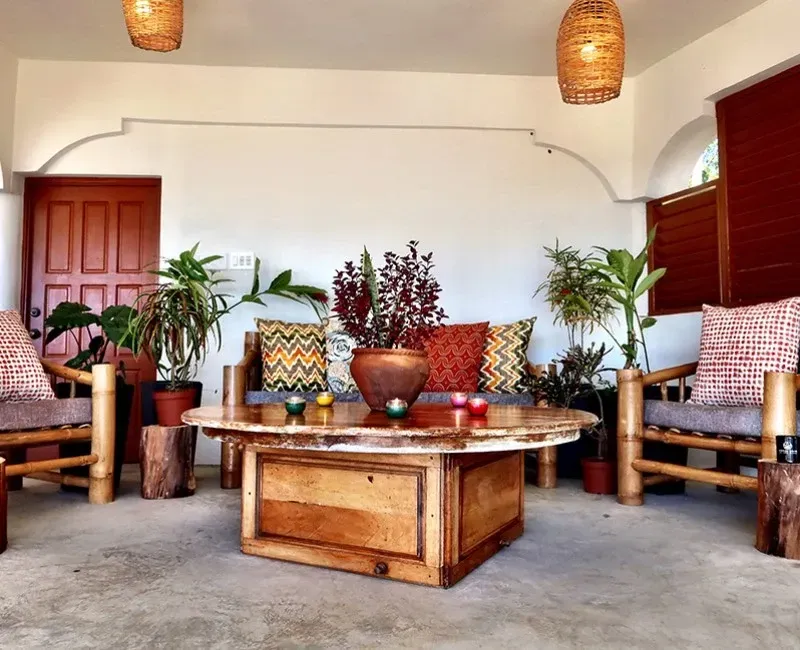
(256, 319), (327, 393)
(478, 318), (536, 394)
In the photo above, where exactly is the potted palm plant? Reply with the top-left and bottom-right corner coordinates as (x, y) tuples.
(130, 245), (328, 426)
(44, 302), (139, 494)
(332, 241), (446, 411)
(535, 233), (666, 494)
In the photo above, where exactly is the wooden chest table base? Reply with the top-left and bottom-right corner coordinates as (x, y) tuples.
(241, 447), (524, 588)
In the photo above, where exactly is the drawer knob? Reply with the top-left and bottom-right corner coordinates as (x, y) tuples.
(374, 562), (388, 575)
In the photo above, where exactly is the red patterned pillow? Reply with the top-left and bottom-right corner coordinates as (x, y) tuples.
(690, 299), (800, 407)
(424, 322), (489, 393)
(0, 310), (55, 403)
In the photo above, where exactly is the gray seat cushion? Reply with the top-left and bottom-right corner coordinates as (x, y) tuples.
(0, 398), (92, 432)
(246, 391), (535, 406)
(643, 400), (800, 438)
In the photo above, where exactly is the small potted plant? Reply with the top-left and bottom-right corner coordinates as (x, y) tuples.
(44, 302), (139, 493)
(532, 344), (616, 494)
(332, 241), (446, 410)
(130, 244), (328, 426)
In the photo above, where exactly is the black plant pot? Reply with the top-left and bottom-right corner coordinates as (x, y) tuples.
(56, 375), (135, 497)
(140, 381), (203, 468)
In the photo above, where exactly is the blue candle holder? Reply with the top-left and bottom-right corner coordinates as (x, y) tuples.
(386, 398), (409, 419)
(284, 396), (307, 415)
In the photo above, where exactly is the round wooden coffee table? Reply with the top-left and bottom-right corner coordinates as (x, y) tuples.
(184, 403), (596, 588)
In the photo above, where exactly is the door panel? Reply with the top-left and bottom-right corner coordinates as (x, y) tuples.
(23, 177), (161, 463)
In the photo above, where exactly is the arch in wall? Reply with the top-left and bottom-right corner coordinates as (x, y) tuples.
(36, 119), (624, 203)
(646, 113), (718, 199)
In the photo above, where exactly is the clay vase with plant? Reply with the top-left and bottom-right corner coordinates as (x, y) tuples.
(44, 302), (139, 494)
(332, 241), (446, 410)
(130, 244), (328, 426)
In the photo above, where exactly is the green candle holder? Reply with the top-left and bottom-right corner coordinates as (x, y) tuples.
(386, 398), (409, 419)
(284, 397), (307, 415)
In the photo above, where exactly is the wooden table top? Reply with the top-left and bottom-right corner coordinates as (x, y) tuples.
(183, 403), (597, 454)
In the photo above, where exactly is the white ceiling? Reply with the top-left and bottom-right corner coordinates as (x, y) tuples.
(0, 0), (768, 76)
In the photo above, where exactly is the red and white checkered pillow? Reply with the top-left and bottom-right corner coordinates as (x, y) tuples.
(690, 298), (800, 407)
(0, 310), (55, 403)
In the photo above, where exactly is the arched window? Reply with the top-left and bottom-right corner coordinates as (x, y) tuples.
(690, 138), (719, 187)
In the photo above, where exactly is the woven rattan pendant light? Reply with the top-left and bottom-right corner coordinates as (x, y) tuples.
(123, 0), (184, 52)
(557, 0), (625, 105)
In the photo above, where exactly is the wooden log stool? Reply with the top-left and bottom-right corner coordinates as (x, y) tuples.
(756, 460), (800, 560)
(1, 458), (7, 554)
(139, 426), (196, 500)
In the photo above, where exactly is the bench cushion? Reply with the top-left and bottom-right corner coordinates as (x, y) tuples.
(0, 398), (92, 432)
(643, 399), (800, 438)
(246, 391), (536, 406)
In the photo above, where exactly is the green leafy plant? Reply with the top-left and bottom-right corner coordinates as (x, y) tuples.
(532, 343), (612, 458)
(587, 228), (666, 371)
(44, 302), (138, 371)
(129, 244), (328, 391)
(534, 241), (616, 348)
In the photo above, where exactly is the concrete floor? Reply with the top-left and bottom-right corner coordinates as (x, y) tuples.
(1, 468), (797, 650)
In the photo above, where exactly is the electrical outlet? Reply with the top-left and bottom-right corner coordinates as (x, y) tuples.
(229, 252), (256, 270)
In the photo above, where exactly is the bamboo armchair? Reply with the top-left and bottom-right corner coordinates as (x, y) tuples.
(0, 361), (116, 553)
(617, 363), (795, 505)
(218, 333), (560, 490)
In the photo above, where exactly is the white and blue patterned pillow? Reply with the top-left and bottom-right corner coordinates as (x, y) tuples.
(325, 317), (358, 393)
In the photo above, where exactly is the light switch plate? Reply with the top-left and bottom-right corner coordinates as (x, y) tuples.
(229, 252), (256, 270)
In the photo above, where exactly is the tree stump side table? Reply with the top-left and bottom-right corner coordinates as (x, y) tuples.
(756, 459), (800, 560)
(139, 426), (196, 500)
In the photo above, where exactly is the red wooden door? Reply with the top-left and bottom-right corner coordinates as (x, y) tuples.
(22, 177), (161, 463)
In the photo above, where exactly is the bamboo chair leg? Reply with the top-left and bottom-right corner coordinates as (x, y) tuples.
(762, 372), (797, 462)
(0, 458), (7, 554)
(537, 447), (557, 489)
(3, 450), (24, 491)
(532, 363), (558, 489)
(221, 365), (246, 489)
(617, 369), (644, 506)
(717, 451), (741, 494)
(88, 364), (116, 505)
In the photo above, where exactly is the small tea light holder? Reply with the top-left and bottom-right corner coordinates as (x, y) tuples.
(316, 391), (335, 407)
(467, 398), (489, 417)
(450, 392), (469, 408)
(284, 396), (307, 415)
(386, 398), (409, 419)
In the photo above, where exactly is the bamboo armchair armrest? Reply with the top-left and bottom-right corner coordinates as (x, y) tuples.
(40, 359), (93, 386)
(643, 362), (698, 388)
(236, 348), (260, 370)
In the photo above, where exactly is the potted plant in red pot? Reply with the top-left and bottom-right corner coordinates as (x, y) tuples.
(333, 241), (446, 411)
(130, 245), (327, 426)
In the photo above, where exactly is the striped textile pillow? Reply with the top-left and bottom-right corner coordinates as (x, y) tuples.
(478, 318), (536, 394)
(256, 319), (327, 393)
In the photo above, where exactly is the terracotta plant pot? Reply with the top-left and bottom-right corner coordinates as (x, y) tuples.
(153, 386), (198, 427)
(581, 457), (616, 495)
(349, 348), (430, 411)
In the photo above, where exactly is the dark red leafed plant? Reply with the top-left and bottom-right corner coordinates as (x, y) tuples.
(332, 241), (447, 350)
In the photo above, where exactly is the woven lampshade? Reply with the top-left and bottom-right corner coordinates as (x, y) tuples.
(122, 0), (183, 53)
(557, 0), (625, 105)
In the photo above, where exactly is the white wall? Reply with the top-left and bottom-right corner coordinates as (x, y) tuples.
(12, 61), (636, 200)
(43, 121), (634, 463)
(0, 42), (17, 192)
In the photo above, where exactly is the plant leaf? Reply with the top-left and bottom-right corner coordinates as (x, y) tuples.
(633, 268), (666, 300)
(641, 317), (657, 329)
